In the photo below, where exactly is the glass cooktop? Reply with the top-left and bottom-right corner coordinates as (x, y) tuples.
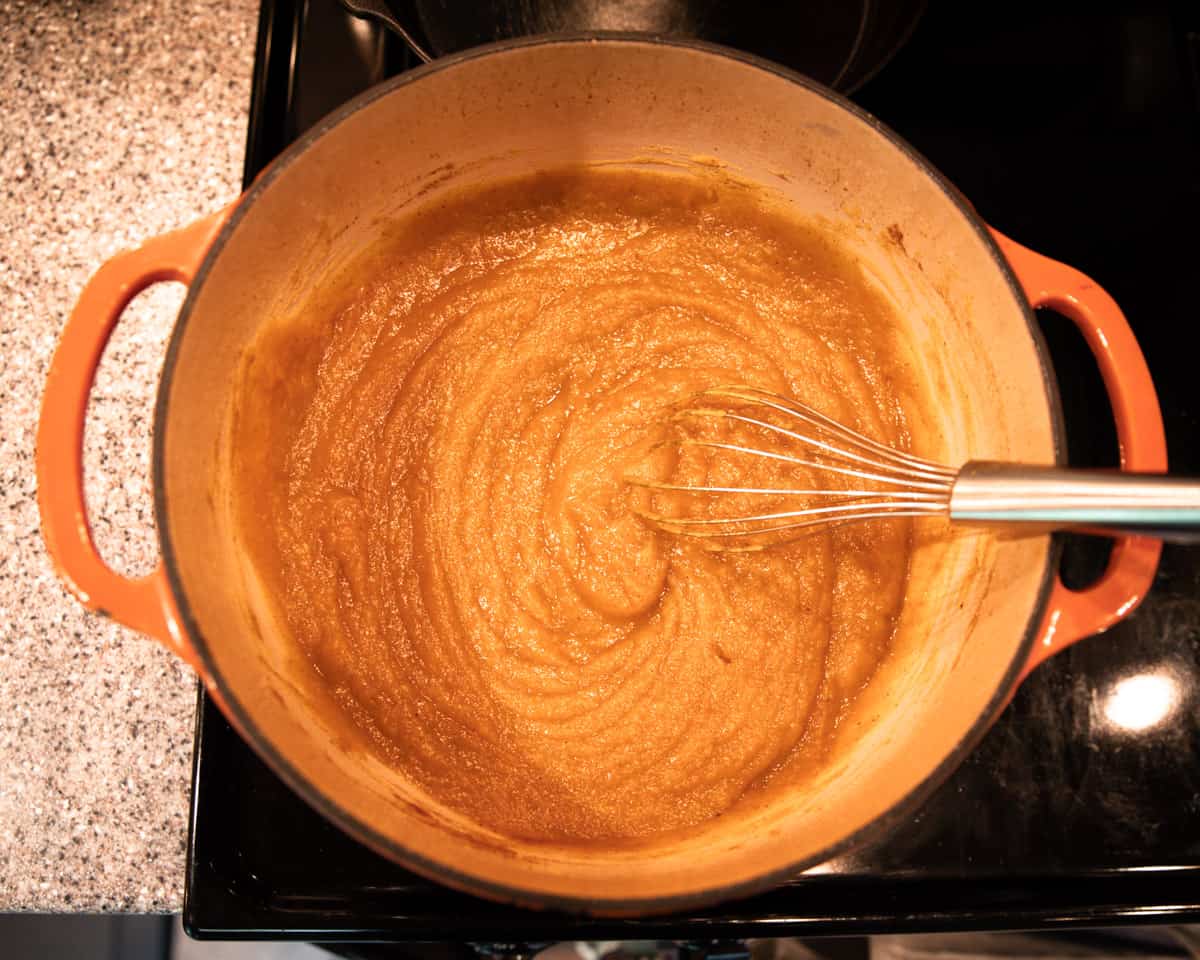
(185, 0), (1200, 943)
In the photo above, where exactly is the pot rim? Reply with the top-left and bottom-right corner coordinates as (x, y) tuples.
(154, 32), (1065, 915)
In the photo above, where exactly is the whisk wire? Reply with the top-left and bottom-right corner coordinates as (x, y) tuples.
(700, 385), (954, 480)
(644, 501), (946, 547)
(674, 436), (952, 493)
(630, 479), (946, 501)
(645, 499), (946, 530)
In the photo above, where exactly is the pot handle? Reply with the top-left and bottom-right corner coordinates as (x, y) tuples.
(990, 229), (1166, 682)
(35, 208), (233, 671)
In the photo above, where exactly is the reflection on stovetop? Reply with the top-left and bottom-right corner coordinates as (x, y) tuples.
(188, 0), (1200, 940)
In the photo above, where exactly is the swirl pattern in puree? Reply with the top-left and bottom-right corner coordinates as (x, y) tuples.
(232, 168), (919, 843)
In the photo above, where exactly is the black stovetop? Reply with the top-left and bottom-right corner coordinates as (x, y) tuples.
(185, 0), (1200, 943)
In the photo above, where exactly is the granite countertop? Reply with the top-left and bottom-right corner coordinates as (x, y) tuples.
(0, 0), (258, 911)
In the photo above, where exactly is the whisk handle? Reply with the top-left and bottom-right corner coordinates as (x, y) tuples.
(950, 462), (1200, 543)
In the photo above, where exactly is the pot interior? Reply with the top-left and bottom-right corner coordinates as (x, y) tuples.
(158, 38), (1057, 910)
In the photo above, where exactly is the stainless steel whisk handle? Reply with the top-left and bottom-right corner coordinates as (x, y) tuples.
(950, 462), (1200, 543)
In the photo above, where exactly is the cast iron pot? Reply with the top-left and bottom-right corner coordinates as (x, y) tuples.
(37, 36), (1165, 915)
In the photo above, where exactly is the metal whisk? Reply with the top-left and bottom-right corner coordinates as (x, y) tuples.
(627, 385), (1200, 547)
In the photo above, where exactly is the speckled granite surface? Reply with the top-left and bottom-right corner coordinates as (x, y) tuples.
(0, 0), (257, 911)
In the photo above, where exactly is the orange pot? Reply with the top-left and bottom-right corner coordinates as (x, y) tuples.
(36, 37), (1165, 915)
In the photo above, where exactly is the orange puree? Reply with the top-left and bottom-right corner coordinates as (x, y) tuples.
(231, 168), (917, 843)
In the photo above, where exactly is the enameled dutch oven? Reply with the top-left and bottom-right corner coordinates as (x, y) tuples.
(36, 37), (1166, 915)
